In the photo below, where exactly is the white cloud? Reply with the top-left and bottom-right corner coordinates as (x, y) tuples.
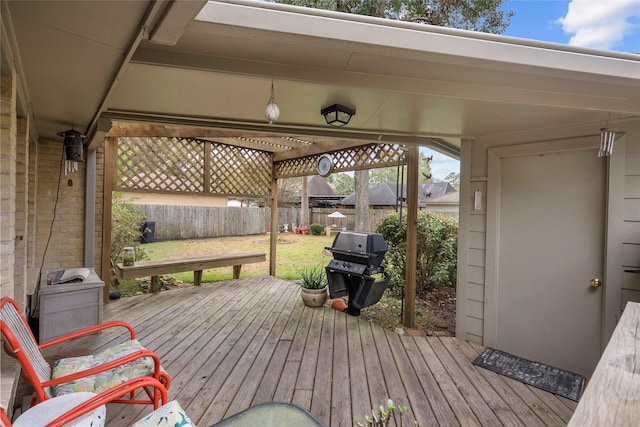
(557, 0), (640, 49)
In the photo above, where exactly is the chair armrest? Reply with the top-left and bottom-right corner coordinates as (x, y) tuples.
(38, 321), (136, 350)
(45, 377), (168, 427)
(42, 349), (163, 388)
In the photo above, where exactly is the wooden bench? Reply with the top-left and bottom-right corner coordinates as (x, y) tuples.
(117, 252), (266, 293)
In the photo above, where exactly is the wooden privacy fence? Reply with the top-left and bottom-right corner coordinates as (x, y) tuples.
(136, 205), (457, 241)
(136, 206), (300, 241)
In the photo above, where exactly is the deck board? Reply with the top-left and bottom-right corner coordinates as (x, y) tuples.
(409, 337), (479, 426)
(85, 276), (577, 426)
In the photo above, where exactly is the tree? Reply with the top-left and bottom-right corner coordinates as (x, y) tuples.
(278, 177), (301, 206)
(300, 176), (309, 226)
(327, 172), (355, 195)
(354, 169), (370, 231)
(440, 171), (460, 189)
(369, 166), (399, 185)
(278, 0), (513, 33)
(369, 154), (433, 184)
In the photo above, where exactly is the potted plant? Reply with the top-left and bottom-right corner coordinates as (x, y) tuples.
(297, 265), (328, 307)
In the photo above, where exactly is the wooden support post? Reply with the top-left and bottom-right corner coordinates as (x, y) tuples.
(403, 145), (419, 329)
(269, 161), (278, 276)
(194, 270), (203, 286)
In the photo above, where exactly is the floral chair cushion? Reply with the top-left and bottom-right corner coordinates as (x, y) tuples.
(132, 400), (196, 427)
(51, 339), (155, 396)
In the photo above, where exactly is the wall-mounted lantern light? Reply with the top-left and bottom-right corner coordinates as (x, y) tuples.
(57, 128), (86, 174)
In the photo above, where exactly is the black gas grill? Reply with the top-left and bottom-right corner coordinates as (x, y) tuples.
(325, 231), (390, 316)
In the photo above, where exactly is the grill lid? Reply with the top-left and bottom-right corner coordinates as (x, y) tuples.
(327, 231), (388, 268)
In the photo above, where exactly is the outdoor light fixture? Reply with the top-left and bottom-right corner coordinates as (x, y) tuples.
(598, 127), (617, 157)
(57, 128), (86, 174)
(321, 104), (355, 127)
(264, 81), (280, 125)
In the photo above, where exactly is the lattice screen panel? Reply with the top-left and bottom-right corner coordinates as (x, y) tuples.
(116, 138), (404, 194)
(116, 137), (205, 192)
(275, 143), (405, 179)
(116, 137), (273, 197)
(209, 142), (272, 197)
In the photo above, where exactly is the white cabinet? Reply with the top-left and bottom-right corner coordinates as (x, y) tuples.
(38, 268), (104, 344)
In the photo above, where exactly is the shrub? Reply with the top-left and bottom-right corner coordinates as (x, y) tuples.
(310, 223), (325, 235)
(111, 193), (149, 270)
(375, 211), (458, 298)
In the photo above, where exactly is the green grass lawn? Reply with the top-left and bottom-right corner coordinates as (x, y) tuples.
(134, 233), (335, 285)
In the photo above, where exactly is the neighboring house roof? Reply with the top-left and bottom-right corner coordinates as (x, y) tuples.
(307, 175), (335, 196)
(340, 182), (455, 206)
(427, 192), (459, 204)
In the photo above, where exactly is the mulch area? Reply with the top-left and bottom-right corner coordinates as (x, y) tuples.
(358, 286), (456, 337)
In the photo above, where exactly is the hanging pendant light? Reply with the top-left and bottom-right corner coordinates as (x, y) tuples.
(264, 81), (280, 125)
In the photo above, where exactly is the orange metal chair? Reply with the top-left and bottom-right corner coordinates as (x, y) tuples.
(0, 297), (170, 410)
(1, 377), (169, 426)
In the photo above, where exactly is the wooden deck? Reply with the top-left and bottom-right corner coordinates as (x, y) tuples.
(62, 276), (577, 426)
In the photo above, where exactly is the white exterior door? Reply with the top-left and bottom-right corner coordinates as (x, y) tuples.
(493, 147), (605, 377)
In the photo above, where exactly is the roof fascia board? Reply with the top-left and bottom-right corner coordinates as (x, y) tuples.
(198, 0), (640, 81)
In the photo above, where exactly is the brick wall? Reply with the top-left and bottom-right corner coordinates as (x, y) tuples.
(0, 73), (16, 301)
(34, 139), (86, 273)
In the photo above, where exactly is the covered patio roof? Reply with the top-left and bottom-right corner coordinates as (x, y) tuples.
(5, 0), (638, 158)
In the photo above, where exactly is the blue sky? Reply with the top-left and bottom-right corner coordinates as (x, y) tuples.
(425, 0), (640, 180)
(502, 0), (640, 52)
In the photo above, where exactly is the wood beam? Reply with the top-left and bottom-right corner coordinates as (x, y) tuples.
(403, 145), (419, 328)
(272, 140), (369, 162)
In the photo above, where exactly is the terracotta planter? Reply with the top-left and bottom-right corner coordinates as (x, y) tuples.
(331, 299), (347, 312)
(300, 287), (328, 307)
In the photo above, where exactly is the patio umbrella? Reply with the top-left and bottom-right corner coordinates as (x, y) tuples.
(327, 210), (346, 230)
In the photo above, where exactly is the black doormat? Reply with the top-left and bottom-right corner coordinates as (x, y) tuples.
(472, 347), (585, 401)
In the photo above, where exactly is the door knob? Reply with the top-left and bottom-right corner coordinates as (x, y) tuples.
(590, 278), (603, 288)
